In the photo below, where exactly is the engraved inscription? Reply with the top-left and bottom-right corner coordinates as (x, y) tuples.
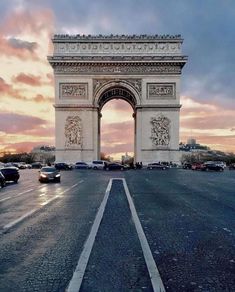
(147, 83), (175, 99)
(150, 115), (170, 147)
(60, 83), (88, 99)
(65, 115), (82, 148)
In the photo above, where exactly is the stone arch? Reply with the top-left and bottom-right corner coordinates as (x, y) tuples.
(94, 80), (141, 110)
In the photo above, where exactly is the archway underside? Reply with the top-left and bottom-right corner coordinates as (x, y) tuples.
(98, 86), (136, 110)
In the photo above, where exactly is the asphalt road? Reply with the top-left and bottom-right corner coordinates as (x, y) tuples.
(0, 168), (234, 292)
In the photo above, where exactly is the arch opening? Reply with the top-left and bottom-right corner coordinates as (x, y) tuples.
(98, 86), (137, 111)
(99, 98), (135, 163)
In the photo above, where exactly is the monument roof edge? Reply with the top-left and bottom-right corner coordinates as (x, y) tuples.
(52, 34), (183, 42)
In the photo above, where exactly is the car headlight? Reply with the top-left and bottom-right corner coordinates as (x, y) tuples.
(40, 173), (47, 178)
(55, 174), (60, 177)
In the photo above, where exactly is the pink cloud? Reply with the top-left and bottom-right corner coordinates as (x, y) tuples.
(12, 73), (42, 86)
(34, 94), (53, 103)
(102, 99), (134, 112)
(1, 141), (54, 154)
(102, 143), (134, 155)
(0, 77), (23, 99)
(0, 9), (54, 60)
(0, 112), (47, 134)
(1, 9), (54, 37)
(101, 121), (134, 143)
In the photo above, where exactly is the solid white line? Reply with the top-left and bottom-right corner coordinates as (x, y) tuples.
(0, 189), (33, 203)
(122, 178), (166, 292)
(67, 179), (112, 292)
(2, 181), (83, 231)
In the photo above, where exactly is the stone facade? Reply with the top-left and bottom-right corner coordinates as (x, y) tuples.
(48, 34), (187, 164)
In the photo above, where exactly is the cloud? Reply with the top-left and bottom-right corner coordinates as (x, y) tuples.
(180, 96), (235, 130)
(1, 141), (53, 153)
(34, 94), (53, 103)
(8, 37), (37, 52)
(0, 36), (39, 60)
(0, 77), (22, 99)
(1, 8), (54, 37)
(101, 120), (134, 155)
(0, 8), (54, 60)
(12, 73), (42, 86)
(0, 112), (47, 134)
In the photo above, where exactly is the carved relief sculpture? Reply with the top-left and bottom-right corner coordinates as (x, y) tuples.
(60, 83), (88, 99)
(150, 115), (170, 147)
(147, 83), (175, 99)
(65, 116), (82, 148)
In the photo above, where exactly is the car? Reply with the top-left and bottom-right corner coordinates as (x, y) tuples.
(55, 162), (73, 170)
(106, 162), (127, 171)
(0, 171), (6, 188)
(39, 167), (61, 183)
(31, 162), (42, 169)
(90, 160), (108, 170)
(191, 162), (204, 170)
(183, 163), (192, 169)
(201, 163), (224, 172)
(0, 167), (20, 183)
(74, 162), (89, 169)
(147, 163), (168, 170)
(229, 163), (235, 170)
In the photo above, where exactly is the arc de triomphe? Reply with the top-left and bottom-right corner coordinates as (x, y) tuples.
(48, 34), (187, 164)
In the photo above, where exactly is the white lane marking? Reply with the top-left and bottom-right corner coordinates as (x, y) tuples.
(2, 181), (83, 232)
(122, 178), (166, 292)
(67, 179), (112, 292)
(0, 189), (33, 203)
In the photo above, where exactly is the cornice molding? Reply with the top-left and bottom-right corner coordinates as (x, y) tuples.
(48, 55), (187, 62)
(50, 62), (185, 75)
(53, 34), (183, 42)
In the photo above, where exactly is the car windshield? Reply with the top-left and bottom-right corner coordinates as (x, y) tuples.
(41, 167), (56, 172)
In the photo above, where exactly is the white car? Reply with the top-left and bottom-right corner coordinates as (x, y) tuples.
(90, 160), (107, 170)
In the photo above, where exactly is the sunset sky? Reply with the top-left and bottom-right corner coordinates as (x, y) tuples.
(0, 0), (235, 159)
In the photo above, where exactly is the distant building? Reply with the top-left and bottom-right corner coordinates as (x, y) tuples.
(31, 145), (56, 153)
(187, 137), (196, 145)
(31, 145), (55, 163)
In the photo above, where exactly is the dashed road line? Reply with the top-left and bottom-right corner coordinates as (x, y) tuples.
(122, 178), (165, 292)
(67, 179), (112, 292)
(2, 180), (84, 233)
(0, 189), (33, 203)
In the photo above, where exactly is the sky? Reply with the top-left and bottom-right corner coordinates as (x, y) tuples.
(0, 0), (235, 159)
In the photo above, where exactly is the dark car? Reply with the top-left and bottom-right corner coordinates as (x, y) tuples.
(147, 163), (168, 170)
(183, 163), (192, 169)
(229, 163), (235, 170)
(201, 163), (224, 172)
(0, 167), (20, 183)
(39, 167), (61, 183)
(0, 171), (6, 188)
(31, 162), (42, 169)
(55, 162), (72, 170)
(74, 162), (89, 169)
(106, 163), (127, 171)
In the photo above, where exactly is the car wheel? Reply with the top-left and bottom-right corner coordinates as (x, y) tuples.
(121, 167), (124, 171)
(93, 166), (98, 170)
(14, 179), (18, 183)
